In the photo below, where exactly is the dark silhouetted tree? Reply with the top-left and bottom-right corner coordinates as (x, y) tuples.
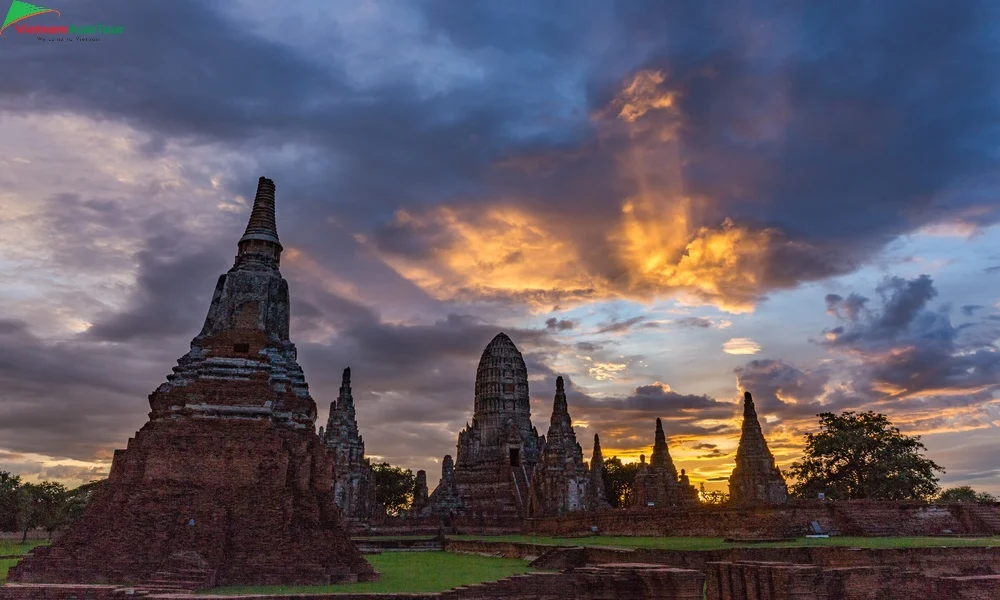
(372, 463), (415, 516)
(699, 482), (730, 506)
(0, 471), (22, 531)
(65, 479), (107, 523)
(789, 411), (942, 501)
(937, 486), (997, 504)
(602, 457), (641, 508)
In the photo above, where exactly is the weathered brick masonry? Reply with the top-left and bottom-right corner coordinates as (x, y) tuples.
(6, 177), (374, 587)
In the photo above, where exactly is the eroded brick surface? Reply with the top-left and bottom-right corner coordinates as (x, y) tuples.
(6, 177), (374, 587)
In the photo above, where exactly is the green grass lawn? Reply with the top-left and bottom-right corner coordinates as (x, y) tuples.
(0, 540), (48, 556)
(449, 534), (1000, 550)
(204, 551), (535, 595)
(1, 558), (21, 584)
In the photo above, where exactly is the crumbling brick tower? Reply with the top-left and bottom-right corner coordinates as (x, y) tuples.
(320, 367), (378, 522)
(728, 391), (789, 504)
(528, 376), (592, 516)
(8, 177), (376, 587)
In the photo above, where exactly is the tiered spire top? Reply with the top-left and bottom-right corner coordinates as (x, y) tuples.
(591, 433), (604, 469)
(549, 376), (572, 431)
(649, 417), (678, 476)
(240, 177), (281, 246)
(736, 391), (771, 461)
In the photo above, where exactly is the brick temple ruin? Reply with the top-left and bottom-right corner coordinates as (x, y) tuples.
(728, 391), (789, 505)
(446, 332), (546, 517)
(320, 367), (379, 522)
(629, 418), (699, 508)
(7, 177), (375, 587)
(528, 376), (607, 516)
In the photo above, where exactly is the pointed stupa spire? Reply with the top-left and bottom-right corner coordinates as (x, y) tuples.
(743, 391), (757, 419)
(241, 177), (281, 245)
(587, 433), (611, 511)
(729, 389), (789, 504)
(736, 391), (767, 459)
(649, 417), (678, 477)
(549, 375), (572, 431)
(235, 177), (283, 269)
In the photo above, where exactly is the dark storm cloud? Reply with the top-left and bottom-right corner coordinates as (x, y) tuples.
(738, 275), (1000, 435)
(734, 359), (835, 420)
(3, 0), (1000, 485)
(595, 316), (647, 334)
(672, 317), (713, 329)
(545, 317), (576, 331)
(822, 275), (1000, 399)
(2, 0), (996, 310)
(86, 233), (230, 342)
(961, 305), (985, 317)
(0, 318), (179, 459)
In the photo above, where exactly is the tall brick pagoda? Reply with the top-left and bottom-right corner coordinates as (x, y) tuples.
(448, 333), (545, 517)
(320, 367), (378, 522)
(528, 376), (592, 516)
(728, 391), (788, 504)
(630, 418), (698, 507)
(587, 433), (611, 511)
(9, 177), (376, 587)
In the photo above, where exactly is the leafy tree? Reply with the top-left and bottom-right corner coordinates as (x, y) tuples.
(372, 463), (415, 516)
(937, 486), (997, 504)
(19, 481), (70, 541)
(699, 483), (730, 506)
(602, 457), (641, 508)
(0, 471), (22, 531)
(65, 479), (107, 522)
(788, 411), (943, 501)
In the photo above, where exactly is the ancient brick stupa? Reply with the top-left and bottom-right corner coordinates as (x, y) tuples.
(9, 177), (376, 587)
(630, 418), (698, 507)
(587, 434), (611, 511)
(424, 455), (462, 517)
(528, 376), (592, 516)
(320, 367), (378, 522)
(728, 391), (789, 504)
(447, 332), (545, 517)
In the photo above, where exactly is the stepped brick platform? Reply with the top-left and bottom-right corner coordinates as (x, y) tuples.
(6, 177), (374, 588)
(1, 563), (706, 600)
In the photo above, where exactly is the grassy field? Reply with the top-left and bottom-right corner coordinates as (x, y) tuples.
(449, 534), (1000, 550)
(0, 558), (19, 584)
(205, 551), (535, 595)
(0, 540), (48, 556)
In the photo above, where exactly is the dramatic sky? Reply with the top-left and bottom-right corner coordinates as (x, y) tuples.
(1, 0), (999, 495)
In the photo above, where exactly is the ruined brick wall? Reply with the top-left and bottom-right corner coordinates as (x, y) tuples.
(525, 501), (997, 538)
(1, 566), (706, 600)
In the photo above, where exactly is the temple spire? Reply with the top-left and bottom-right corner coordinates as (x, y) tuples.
(550, 376), (571, 430)
(649, 417), (677, 477)
(587, 433), (610, 511)
(340, 367), (354, 412)
(235, 177), (282, 269)
(729, 389), (789, 504)
(743, 391), (757, 419)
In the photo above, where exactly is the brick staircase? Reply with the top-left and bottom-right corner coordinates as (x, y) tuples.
(965, 504), (1000, 534)
(834, 506), (903, 536)
(130, 565), (215, 595)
